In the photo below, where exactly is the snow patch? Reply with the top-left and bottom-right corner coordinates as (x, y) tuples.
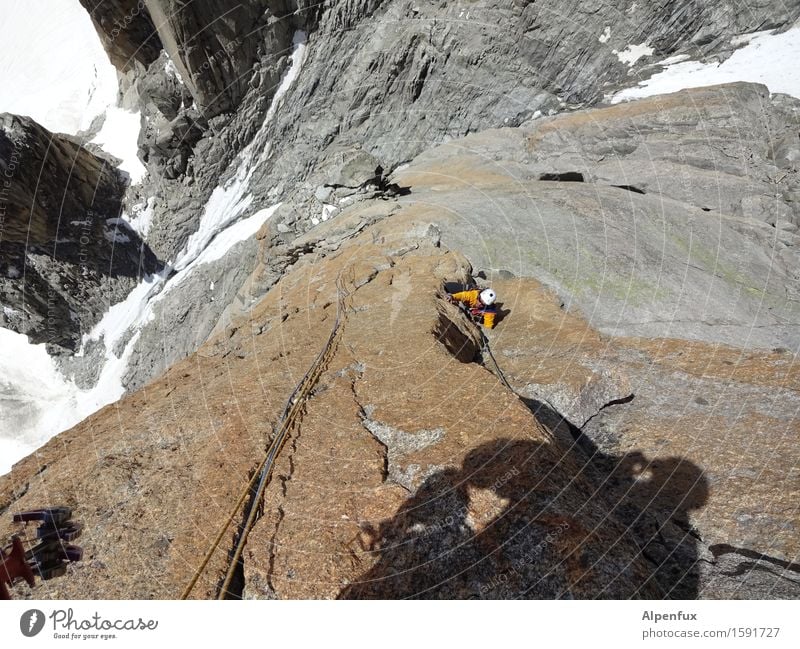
(171, 205), (280, 288)
(263, 31), (309, 124)
(164, 56), (184, 84)
(174, 31), (307, 273)
(730, 29), (773, 47)
(0, 438), (31, 475)
(321, 204), (336, 222)
(91, 107), (147, 183)
(0, 1), (146, 185)
(658, 54), (691, 66)
(0, 328), (83, 475)
(613, 26), (800, 102)
(599, 27), (611, 44)
(614, 42), (654, 66)
(126, 197), (157, 239)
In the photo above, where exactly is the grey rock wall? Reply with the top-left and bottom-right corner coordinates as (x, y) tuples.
(392, 83), (800, 350)
(90, 1), (800, 267)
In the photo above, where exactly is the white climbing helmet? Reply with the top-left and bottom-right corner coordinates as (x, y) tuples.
(479, 289), (496, 306)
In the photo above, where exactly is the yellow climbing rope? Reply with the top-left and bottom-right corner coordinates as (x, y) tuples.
(181, 276), (349, 600)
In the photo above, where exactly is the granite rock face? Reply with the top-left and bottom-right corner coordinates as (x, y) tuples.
(392, 83), (800, 350)
(0, 209), (662, 599)
(0, 114), (161, 352)
(1, 1), (799, 601)
(93, 81), (800, 422)
(141, 0), (297, 118)
(118, 1), (800, 389)
(87, 0), (307, 119)
(56, 2), (800, 390)
(2, 198), (796, 599)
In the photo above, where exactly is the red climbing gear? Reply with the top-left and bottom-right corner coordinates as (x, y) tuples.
(1, 507), (83, 599)
(0, 536), (35, 600)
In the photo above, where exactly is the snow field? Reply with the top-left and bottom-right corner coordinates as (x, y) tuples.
(613, 26), (800, 102)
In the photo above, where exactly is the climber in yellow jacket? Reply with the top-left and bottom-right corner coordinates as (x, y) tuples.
(448, 288), (497, 329)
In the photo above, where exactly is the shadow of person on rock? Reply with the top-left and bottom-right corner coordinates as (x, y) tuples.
(603, 451), (709, 598)
(339, 437), (708, 599)
(523, 397), (710, 597)
(490, 302), (511, 327)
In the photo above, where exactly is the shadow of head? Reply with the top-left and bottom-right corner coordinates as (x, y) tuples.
(613, 452), (709, 514)
(460, 438), (556, 498)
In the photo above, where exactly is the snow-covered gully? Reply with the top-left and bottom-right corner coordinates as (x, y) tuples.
(0, 32), (308, 475)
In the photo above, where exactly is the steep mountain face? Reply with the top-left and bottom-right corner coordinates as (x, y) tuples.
(67, 0), (800, 398)
(393, 83), (800, 349)
(141, 0), (304, 118)
(1, 0), (799, 600)
(0, 114), (160, 352)
(1, 172), (797, 598)
(91, 0), (800, 257)
(0, 206), (665, 600)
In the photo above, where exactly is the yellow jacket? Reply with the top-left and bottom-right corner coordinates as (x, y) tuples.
(450, 290), (496, 329)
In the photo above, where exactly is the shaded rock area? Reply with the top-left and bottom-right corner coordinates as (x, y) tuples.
(79, 0), (163, 71)
(2, 197), (796, 600)
(121, 51), (200, 182)
(141, 0), (306, 118)
(0, 114), (161, 352)
(480, 276), (800, 598)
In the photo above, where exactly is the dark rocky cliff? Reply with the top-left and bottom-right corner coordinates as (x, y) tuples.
(0, 114), (160, 352)
(78, 0), (163, 71)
